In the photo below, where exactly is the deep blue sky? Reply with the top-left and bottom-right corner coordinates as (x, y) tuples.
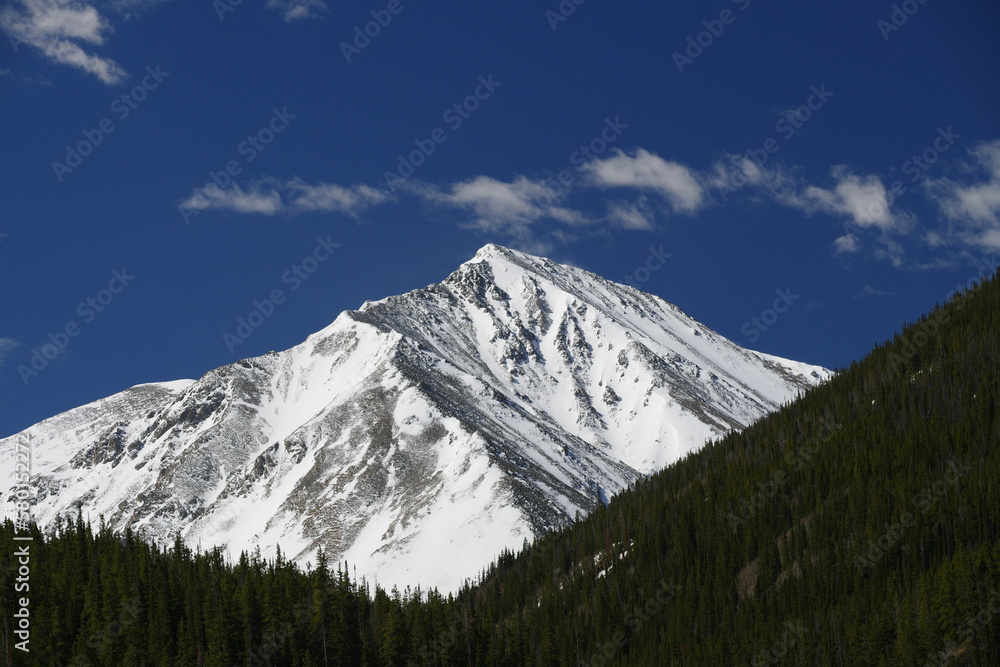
(1, 0), (999, 437)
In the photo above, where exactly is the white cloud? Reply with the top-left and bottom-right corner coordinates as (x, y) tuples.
(421, 175), (589, 241)
(834, 234), (860, 254)
(923, 230), (946, 248)
(977, 228), (1000, 251)
(0, 0), (318, 83)
(925, 139), (1000, 253)
(180, 183), (283, 215)
(708, 154), (793, 193)
(174, 140), (1000, 265)
(0, 0), (127, 84)
(709, 160), (910, 262)
(606, 199), (655, 230)
(283, 179), (390, 212)
(584, 149), (705, 213)
(779, 167), (904, 233)
(179, 179), (389, 217)
(179, 171), (593, 252)
(266, 0), (327, 22)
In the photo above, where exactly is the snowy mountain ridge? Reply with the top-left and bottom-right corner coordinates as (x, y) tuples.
(0, 244), (831, 592)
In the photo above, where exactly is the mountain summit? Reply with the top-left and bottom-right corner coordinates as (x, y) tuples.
(1, 244), (830, 591)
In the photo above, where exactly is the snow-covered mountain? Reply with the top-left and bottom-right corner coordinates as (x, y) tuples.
(1, 244), (831, 592)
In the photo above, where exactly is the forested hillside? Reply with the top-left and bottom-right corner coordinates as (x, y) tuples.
(3, 271), (999, 666)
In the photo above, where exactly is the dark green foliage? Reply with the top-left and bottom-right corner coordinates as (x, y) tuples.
(2, 272), (999, 665)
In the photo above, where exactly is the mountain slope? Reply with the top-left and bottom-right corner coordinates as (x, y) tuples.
(4, 267), (998, 667)
(0, 244), (829, 592)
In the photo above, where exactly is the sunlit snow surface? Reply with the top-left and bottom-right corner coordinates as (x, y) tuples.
(1, 245), (830, 593)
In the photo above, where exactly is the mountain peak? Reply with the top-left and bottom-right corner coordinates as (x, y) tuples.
(466, 242), (526, 268)
(474, 242), (509, 258)
(1, 246), (832, 593)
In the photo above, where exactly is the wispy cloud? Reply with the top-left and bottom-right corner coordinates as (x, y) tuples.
(265, 0), (327, 22)
(179, 178), (390, 217)
(708, 154), (795, 193)
(176, 139), (1000, 266)
(706, 157), (913, 263)
(0, 0), (127, 84)
(418, 175), (589, 241)
(606, 198), (655, 230)
(284, 179), (389, 213)
(583, 149), (705, 213)
(925, 139), (1000, 252)
(179, 171), (594, 253)
(0, 66), (51, 85)
(853, 284), (895, 299)
(770, 166), (911, 264)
